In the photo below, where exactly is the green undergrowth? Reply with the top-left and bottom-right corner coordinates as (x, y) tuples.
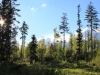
(0, 61), (100, 75)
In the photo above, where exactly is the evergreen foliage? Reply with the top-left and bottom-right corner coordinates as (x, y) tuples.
(0, 0), (20, 62)
(59, 13), (69, 50)
(29, 34), (37, 64)
(20, 21), (28, 58)
(76, 4), (83, 65)
(85, 2), (100, 58)
(0, 1), (100, 74)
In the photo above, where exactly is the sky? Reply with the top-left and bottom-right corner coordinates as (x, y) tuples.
(0, 0), (100, 45)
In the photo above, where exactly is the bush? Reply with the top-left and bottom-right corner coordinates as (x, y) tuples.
(58, 60), (67, 68)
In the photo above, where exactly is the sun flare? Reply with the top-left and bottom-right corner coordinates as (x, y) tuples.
(0, 16), (5, 26)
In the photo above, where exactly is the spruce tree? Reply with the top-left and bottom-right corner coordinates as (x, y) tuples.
(68, 32), (73, 50)
(29, 35), (37, 64)
(0, 16), (6, 62)
(76, 4), (82, 65)
(85, 2), (100, 58)
(53, 28), (60, 49)
(20, 21), (28, 58)
(59, 13), (69, 50)
(0, 0), (20, 61)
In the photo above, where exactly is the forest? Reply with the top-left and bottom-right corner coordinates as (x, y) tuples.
(0, 0), (100, 75)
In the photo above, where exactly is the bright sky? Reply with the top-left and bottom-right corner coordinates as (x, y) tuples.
(0, 0), (100, 45)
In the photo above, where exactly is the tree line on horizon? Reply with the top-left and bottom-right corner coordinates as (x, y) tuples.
(0, 0), (100, 68)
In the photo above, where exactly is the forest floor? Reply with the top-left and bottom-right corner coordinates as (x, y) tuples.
(0, 61), (100, 75)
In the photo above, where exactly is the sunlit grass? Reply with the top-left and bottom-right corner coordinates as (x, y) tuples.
(62, 68), (100, 75)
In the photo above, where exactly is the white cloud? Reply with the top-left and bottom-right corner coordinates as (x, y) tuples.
(37, 34), (70, 43)
(31, 7), (36, 12)
(42, 3), (47, 7)
(37, 28), (100, 44)
(16, 38), (21, 48)
(94, 28), (100, 32)
(78, 27), (100, 40)
(37, 34), (54, 42)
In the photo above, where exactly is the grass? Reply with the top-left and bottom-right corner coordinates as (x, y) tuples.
(61, 68), (100, 75)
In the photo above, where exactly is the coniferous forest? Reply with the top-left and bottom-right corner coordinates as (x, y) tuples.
(0, 0), (100, 75)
